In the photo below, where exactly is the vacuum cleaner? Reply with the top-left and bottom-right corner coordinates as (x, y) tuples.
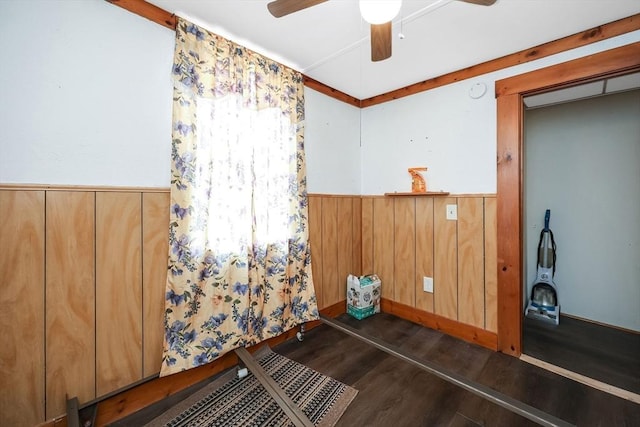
(525, 209), (560, 325)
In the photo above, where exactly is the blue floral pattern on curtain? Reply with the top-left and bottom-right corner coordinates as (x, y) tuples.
(160, 18), (319, 376)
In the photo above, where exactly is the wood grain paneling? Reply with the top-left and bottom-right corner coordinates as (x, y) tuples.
(484, 198), (498, 333)
(361, 198), (374, 275)
(308, 196), (323, 309)
(106, 0), (177, 30)
(303, 76), (361, 108)
(496, 93), (523, 356)
(45, 191), (96, 419)
(415, 198), (434, 313)
(96, 192), (143, 396)
(457, 197), (485, 328)
(337, 198), (354, 303)
(142, 192), (170, 377)
(373, 198), (394, 300)
(393, 198), (415, 307)
(0, 190), (45, 427)
(0, 186), (503, 425)
(496, 42), (640, 97)
(434, 197), (458, 320)
(351, 198), (362, 276)
(321, 197), (339, 307)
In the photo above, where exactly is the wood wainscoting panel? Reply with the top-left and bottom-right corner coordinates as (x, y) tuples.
(142, 192), (170, 377)
(415, 197), (434, 313)
(45, 191), (96, 419)
(0, 190), (45, 427)
(484, 197), (498, 333)
(373, 198), (395, 300)
(308, 196), (324, 309)
(361, 198), (374, 275)
(96, 192), (143, 396)
(393, 198), (415, 307)
(337, 198), (354, 303)
(433, 197), (458, 320)
(457, 197), (485, 329)
(351, 197), (362, 277)
(321, 197), (339, 307)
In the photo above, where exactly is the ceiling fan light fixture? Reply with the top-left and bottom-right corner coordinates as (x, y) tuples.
(359, 0), (402, 24)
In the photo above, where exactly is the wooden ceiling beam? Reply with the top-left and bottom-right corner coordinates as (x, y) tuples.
(105, 1), (639, 109)
(106, 0), (177, 30)
(360, 13), (640, 107)
(303, 76), (361, 108)
(105, 0), (362, 107)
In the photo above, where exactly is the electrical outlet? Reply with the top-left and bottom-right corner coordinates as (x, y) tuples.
(423, 277), (433, 293)
(446, 204), (457, 220)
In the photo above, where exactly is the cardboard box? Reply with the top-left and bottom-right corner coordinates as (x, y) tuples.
(346, 274), (381, 320)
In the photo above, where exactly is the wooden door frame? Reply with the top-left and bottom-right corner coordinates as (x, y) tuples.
(494, 42), (640, 356)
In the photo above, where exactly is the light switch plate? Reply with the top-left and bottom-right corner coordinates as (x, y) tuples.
(423, 277), (433, 293)
(446, 204), (457, 220)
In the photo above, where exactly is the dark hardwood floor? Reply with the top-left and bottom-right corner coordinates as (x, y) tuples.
(523, 315), (640, 394)
(113, 313), (640, 426)
(278, 314), (640, 426)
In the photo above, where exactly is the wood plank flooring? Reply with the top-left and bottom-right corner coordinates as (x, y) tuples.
(113, 313), (640, 426)
(279, 314), (640, 426)
(523, 315), (640, 395)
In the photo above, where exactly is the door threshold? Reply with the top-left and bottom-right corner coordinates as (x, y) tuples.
(519, 354), (640, 404)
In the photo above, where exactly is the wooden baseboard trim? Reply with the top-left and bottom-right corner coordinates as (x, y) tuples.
(0, 183), (170, 192)
(519, 354), (640, 404)
(318, 299), (347, 317)
(90, 300), (345, 426)
(35, 417), (67, 427)
(381, 299), (498, 351)
(561, 313), (639, 335)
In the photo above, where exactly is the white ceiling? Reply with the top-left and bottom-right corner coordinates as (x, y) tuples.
(146, 0), (640, 100)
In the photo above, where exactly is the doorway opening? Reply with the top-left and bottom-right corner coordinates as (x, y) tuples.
(493, 42), (640, 389)
(521, 85), (640, 395)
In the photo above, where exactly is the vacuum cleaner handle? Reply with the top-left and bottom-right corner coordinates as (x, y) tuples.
(544, 209), (550, 231)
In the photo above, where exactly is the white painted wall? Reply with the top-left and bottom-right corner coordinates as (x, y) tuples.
(361, 77), (495, 195)
(1, 2), (638, 193)
(524, 91), (640, 332)
(360, 30), (640, 195)
(2, 1), (638, 195)
(304, 88), (361, 195)
(0, 0), (359, 194)
(0, 0), (175, 187)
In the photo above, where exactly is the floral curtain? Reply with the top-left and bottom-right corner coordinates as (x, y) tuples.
(160, 18), (319, 377)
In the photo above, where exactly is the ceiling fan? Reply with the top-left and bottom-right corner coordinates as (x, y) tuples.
(267, 0), (497, 62)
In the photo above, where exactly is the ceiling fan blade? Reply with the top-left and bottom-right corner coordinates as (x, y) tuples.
(456, 0), (497, 5)
(267, 0), (329, 18)
(370, 22), (392, 62)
